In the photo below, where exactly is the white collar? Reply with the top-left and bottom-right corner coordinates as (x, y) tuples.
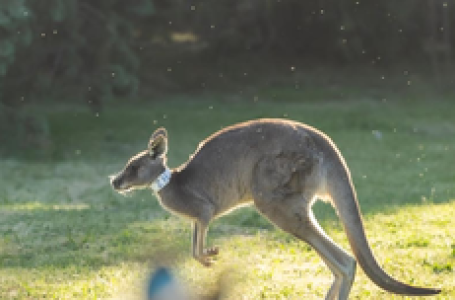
(150, 168), (172, 192)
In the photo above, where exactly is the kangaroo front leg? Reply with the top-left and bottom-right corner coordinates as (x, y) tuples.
(192, 221), (218, 267)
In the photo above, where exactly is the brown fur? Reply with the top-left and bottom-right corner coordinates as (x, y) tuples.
(111, 119), (440, 299)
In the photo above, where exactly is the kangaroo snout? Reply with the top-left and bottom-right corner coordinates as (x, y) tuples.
(109, 174), (122, 190)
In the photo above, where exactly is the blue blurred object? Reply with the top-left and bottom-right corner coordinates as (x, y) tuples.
(147, 268), (172, 298)
(147, 267), (189, 300)
(146, 266), (224, 300)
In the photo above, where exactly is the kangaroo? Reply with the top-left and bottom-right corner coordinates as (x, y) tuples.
(110, 119), (441, 299)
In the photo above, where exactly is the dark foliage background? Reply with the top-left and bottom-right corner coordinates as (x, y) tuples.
(0, 0), (453, 153)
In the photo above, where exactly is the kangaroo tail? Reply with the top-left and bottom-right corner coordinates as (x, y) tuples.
(325, 147), (441, 296)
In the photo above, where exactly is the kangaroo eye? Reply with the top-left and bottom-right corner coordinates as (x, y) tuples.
(129, 165), (139, 173)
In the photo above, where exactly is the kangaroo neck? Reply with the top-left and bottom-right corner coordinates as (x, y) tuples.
(150, 167), (172, 192)
(154, 167), (212, 220)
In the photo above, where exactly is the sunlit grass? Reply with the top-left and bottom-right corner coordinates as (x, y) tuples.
(0, 95), (454, 298)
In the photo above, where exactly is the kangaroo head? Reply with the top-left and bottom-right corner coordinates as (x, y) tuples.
(111, 128), (168, 194)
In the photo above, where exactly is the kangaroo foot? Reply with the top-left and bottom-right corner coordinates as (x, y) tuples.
(196, 247), (219, 267)
(203, 247), (219, 257)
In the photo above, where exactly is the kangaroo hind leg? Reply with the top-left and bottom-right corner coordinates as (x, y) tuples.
(255, 197), (356, 300)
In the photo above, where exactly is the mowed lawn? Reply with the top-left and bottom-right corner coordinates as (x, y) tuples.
(0, 95), (454, 299)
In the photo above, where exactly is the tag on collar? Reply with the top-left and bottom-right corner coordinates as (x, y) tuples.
(150, 168), (172, 192)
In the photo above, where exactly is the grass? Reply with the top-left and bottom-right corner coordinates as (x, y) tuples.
(0, 91), (454, 299)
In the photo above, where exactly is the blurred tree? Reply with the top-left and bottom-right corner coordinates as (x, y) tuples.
(1, 0), (454, 155)
(0, 0), (154, 109)
(164, 0), (452, 63)
(0, 0), (32, 105)
(0, 0), (153, 154)
(1, 0), (453, 108)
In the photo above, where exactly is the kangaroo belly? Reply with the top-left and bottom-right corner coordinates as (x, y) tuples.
(252, 151), (322, 200)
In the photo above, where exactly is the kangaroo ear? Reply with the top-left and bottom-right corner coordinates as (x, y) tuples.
(148, 128), (168, 158)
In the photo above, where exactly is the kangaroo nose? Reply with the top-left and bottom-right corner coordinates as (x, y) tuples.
(110, 175), (121, 189)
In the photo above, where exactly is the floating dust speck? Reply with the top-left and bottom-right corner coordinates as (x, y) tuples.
(372, 130), (382, 140)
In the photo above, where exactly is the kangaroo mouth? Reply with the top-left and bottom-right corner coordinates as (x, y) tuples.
(112, 182), (136, 196)
(110, 175), (153, 196)
(117, 186), (135, 196)
(110, 175), (132, 194)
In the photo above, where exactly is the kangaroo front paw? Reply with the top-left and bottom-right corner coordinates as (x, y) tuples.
(196, 256), (213, 267)
(203, 247), (219, 257)
(195, 247), (219, 267)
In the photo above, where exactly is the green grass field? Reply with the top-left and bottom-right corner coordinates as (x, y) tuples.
(1, 93), (454, 299)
